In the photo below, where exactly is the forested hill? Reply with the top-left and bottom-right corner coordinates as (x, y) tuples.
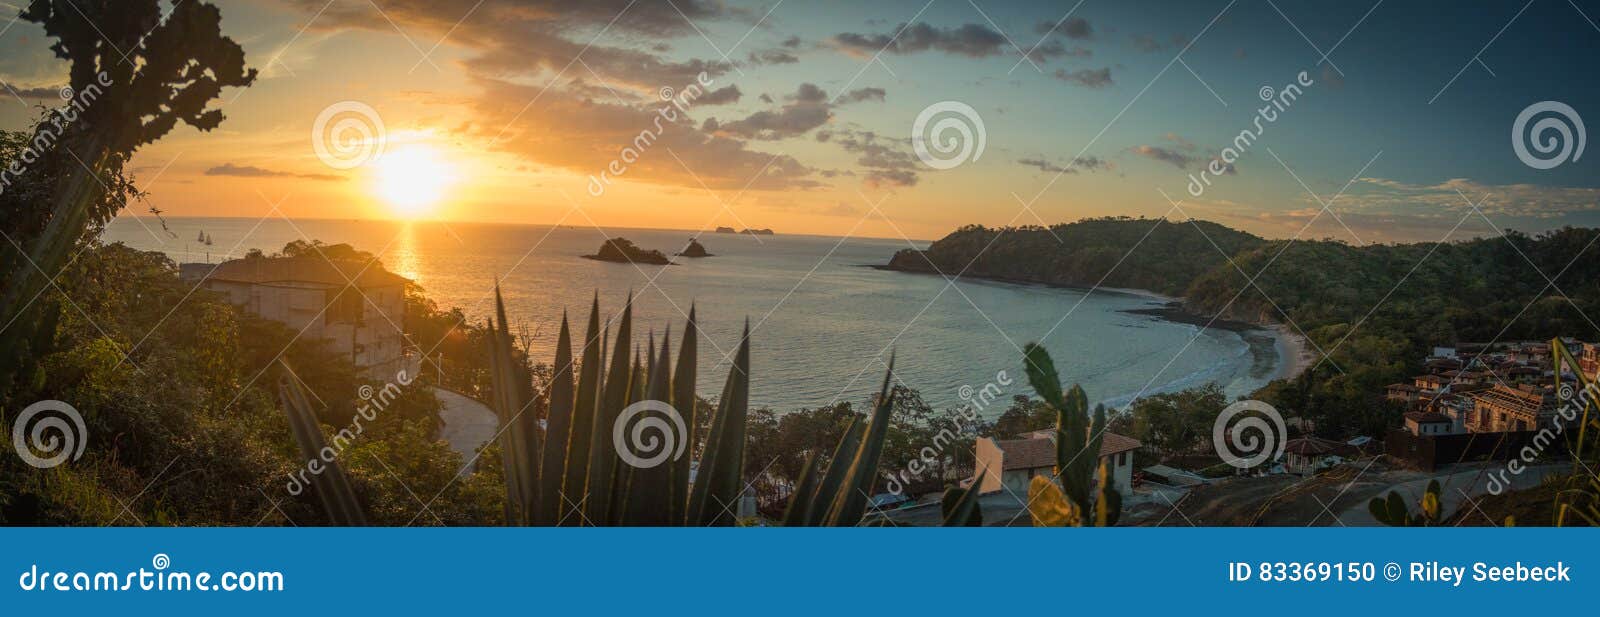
(885, 218), (1600, 347)
(884, 217), (1265, 297)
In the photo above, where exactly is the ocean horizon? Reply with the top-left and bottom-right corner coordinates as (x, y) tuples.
(102, 215), (1288, 414)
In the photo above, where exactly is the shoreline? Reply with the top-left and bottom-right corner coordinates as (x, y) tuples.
(874, 264), (1311, 385)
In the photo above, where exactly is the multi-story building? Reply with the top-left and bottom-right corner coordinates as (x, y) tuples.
(181, 256), (411, 380)
(1465, 383), (1556, 433)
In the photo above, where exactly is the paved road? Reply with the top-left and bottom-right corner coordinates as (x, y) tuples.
(1336, 463), (1564, 525)
(433, 387), (498, 460)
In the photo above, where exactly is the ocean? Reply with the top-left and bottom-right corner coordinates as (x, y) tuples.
(101, 216), (1282, 416)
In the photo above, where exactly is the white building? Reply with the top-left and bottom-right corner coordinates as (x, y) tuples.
(974, 429), (1141, 497)
(180, 257), (410, 379)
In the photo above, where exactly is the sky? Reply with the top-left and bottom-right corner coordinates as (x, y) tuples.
(2, 0), (1599, 243)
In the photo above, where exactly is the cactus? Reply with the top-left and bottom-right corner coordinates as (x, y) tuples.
(1020, 343), (1122, 527)
(940, 467), (986, 526)
(1368, 480), (1443, 526)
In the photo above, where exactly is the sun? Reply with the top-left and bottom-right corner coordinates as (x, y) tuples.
(373, 145), (455, 219)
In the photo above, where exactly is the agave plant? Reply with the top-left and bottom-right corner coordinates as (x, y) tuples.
(1019, 343), (1122, 527)
(275, 359), (366, 525)
(486, 288), (756, 525)
(484, 287), (953, 526)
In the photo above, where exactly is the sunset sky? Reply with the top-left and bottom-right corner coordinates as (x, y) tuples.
(3, 0), (1599, 242)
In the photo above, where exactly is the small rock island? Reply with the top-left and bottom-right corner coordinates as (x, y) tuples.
(676, 238), (713, 257)
(714, 226), (775, 236)
(583, 237), (674, 265)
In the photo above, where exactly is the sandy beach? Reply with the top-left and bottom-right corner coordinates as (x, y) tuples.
(1271, 324), (1314, 381)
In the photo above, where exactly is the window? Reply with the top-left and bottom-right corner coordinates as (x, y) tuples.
(325, 286), (364, 324)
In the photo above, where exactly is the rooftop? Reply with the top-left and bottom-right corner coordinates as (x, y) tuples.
(997, 431), (1141, 470)
(183, 257), (409, 289)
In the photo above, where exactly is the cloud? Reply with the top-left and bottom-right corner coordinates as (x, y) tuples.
(468, 76), (820, 191)
(204, 163), (341, 181)
(1053, 67), (1113, 88)
(282, 0), (735, 91)
(1017, 155), (1113, 174)
(828, 128), (922, 188)
(838, 87), (885, 104)
(707, 83), (859, 140)
(697, 85), (742, 105)
(832, 22), (1009, 58)
(1131, 34), (1164, 52)
(1130, 145), (1195, 168)
(278, 0), (832, 193)
(780, 35), (803, 48)
(1035, 17), (1093, 40)
(747, 49), (800, 65)
(1341, 177), (1600, 218)
(0, 82), (64, 99)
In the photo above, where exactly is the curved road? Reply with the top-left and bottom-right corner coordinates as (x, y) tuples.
(433, 387), (499, 460)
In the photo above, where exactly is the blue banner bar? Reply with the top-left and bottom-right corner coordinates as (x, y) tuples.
(1, 528), (1591, 614)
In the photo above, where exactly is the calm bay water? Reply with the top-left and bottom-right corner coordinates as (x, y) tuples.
(102, 216), (1277, 415)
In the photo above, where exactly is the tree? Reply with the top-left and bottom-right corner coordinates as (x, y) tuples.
(1, 0), (256, 394)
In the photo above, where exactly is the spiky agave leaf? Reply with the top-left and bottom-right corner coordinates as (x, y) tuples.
(800, 414), (865, 526)
(780, 451), (824, 526)
(276, 360), (366, 525)
(537, 311), (576, 524)
(940, 465), (986, 527)
(687, 322), (751, 525)
(608, 345), (648, 524)
(560, 295), (604, 524)
(489, 285), (539, 525)
(824, 354), (896, 526)
(669, 306), (698, 523)
(584, 296), (633, 522)
(622, 328), (676, 524)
